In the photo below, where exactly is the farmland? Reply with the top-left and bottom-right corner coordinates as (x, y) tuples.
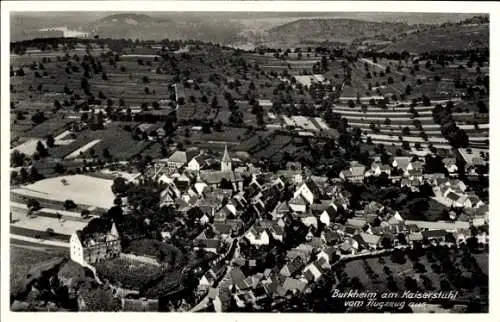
(337, 247), (488, 306)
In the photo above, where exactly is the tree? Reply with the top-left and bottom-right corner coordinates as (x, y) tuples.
(64, 199), (77, 210)
(384, 118), (391, 126)
(27, 198), (41, 211)
(143, 76), (150, 83)
(36, 141), (48, 157)
(102, 148), (112, 160)
(31, 111), (46, 125)
(54, 162), (65, 174)
(422, 95), (431, 106)
(46, 135), (55, 148)
(81, 209), (90, 218)
(11, 150), (26, 167)
(111, 177), (129, 195)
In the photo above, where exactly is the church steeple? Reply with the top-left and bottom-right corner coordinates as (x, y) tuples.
(221, 145), (232, 172)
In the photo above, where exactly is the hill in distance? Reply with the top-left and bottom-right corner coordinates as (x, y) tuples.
(86, 13), (245, 44)
(243, 18), (416, 47)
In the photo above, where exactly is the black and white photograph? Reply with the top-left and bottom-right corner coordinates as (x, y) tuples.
(1, 1), (495, 316)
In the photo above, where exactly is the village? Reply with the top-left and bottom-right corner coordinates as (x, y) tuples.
(8, 13), (489, 313)
(10, 137), (489, 312)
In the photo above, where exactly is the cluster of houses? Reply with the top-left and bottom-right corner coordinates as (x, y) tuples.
(66, 144), (488, 311)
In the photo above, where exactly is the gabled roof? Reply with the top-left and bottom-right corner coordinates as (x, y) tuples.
(422, 229), (448, 239)
(282, 278), (307, 293)
(289, 195), (308, 206)
(447, 191), (461, 201)
(392, 156), (411, 170)
(274, 202), (290, 214)
(280, 256), (304, 277)
(213, 223), (232, 235)
(360, 232), (381, 245)
(194, 238), (219, 249)
(323, 229), (341, 243)
(231, 267), (246, 287)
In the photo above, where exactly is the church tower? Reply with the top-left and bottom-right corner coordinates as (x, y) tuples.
(221, 145), (232, 172)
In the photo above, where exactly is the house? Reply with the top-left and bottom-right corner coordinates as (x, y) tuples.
(407, 232), (423, 245)
(213, 223), (233, 237)
(280, 278), (307, 296)
(70, 219), (121, 266)
(445, 191), (463, 207)
(245, 226), (270, 246)
(286, 245), (313, 263)
(316, 247), (337, 265)
(193, 239), (220, 253)
(392, 156), (411, 171)
(443, 157), (458, 175)
(293, 182), (315, 205)
(339, 161), (366, 183)
(165, 149), (200, 169)
(319, 205), (337, 227)
(421, 229), (448, 242)
(121, 298), (159, 312)
(457, 148), (488, 174)
(321, 229), (342, 245)
(269, 224), (285, 242)
(289, 195), (308, 213)
(404, 220), (469, 232)
(298, 213), (318, 228)
(366, 161), (391, 177)
(279, 257), (305, 277)
(273, 202), (290, 218)
(359, 232), (382, 250)
(187, 155), (208, 172)
(198, 269), (218, 290)
(230, 267), (247, 290)
(302, 261), (323, 282)
(339, 238), (358, 255)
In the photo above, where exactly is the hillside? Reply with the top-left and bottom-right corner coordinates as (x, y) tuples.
(261, 18), (414, 46)
(88, 13), (243, 44)
(382, 23), (489, 53)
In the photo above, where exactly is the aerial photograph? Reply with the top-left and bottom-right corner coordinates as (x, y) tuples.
(7, 8), (489, 313)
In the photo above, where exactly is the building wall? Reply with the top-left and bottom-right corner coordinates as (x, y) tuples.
(70, 233), (85, 266)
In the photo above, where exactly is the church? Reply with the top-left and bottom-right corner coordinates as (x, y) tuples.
(150, 145), (244, 192)
(199, 145), (244, 192)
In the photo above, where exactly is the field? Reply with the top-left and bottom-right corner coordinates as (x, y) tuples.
(339, 247), (488, 304)
(9, 34), (489, 177)
(11, 174), (115, 209)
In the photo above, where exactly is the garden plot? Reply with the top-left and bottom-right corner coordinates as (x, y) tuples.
(313, 117), (330, 130)
(370, 140), (451, 150)
(367, 133), (450, 144)
(336, 109), (433, 117)
(349, 122), (441, 129)
(10, 214), (87, 240)
(342, 114), (434, 123)
(294, 75), (316, 87)
(53, 130), (75, 145)
(11, 139), (43, 156)
(291, 116), (318, 131)
(11, 174), (115, 209)
(64, 139), (101, 159)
